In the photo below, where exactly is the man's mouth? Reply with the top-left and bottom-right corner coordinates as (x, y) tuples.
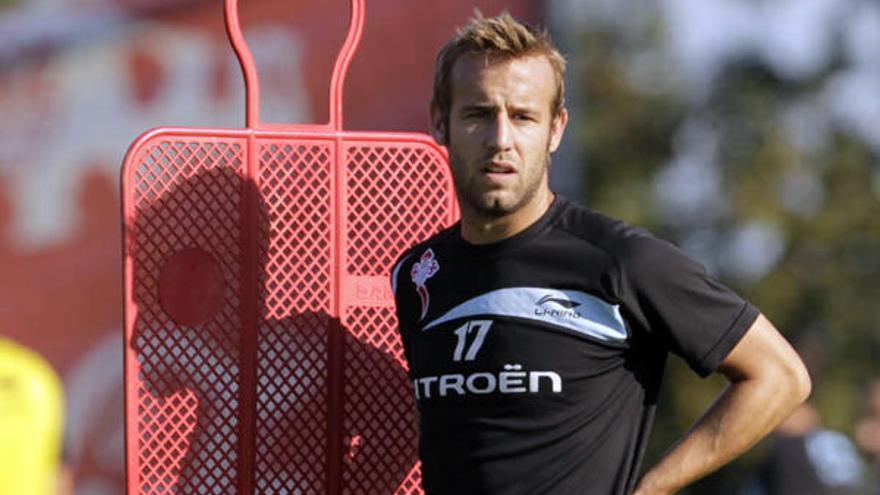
(481, 161), (517, 176)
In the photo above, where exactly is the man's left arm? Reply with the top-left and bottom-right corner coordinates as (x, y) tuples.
(633, 313), (811, 495)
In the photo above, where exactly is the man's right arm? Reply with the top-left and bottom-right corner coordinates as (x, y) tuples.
(632, 314), (811, 495)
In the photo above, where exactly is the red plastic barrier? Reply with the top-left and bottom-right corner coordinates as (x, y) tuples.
(121, 1), (458, 493)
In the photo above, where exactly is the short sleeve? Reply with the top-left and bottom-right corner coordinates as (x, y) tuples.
(615, 232), (759, 376)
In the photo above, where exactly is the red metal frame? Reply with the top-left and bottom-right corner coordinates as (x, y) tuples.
(122, 1), (458, 493)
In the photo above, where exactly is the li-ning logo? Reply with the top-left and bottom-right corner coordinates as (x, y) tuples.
(411, 248), (440, 320)
(535, 294), (582, 319)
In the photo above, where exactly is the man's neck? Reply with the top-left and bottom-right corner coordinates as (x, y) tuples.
(460, 190), (555, 245)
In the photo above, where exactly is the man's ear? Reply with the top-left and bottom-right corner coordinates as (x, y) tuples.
(430, 103), (448, 146)
(548, 107), (569, 153)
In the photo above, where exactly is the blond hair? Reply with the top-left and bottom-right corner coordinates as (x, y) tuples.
(432, 11), (566, 128)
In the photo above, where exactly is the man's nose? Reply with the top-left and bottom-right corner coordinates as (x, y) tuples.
(487, 113), (513, 151)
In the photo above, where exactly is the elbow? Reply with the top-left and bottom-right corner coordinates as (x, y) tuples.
(796, 365), (812, 404)
(784, 356), (812, 406)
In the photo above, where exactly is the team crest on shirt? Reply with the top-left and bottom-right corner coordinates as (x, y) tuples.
(411, 248), (440, 320)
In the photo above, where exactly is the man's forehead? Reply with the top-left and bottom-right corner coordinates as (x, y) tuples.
(449, 52), (556, 104)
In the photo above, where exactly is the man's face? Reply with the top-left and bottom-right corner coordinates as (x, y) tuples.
(433, 53), (567, 218)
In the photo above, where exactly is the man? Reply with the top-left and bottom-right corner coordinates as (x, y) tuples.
(391, 11), (811, 495)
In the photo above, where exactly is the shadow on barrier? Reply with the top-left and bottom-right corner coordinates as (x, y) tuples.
(128, 162), (416, 494)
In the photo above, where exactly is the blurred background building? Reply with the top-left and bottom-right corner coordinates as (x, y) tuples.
(1, 0), (878, 493)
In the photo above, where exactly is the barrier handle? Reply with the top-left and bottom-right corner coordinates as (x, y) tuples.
(224, 0), (259, 128)
(225, 0), (365, 130)
(328, 0), (364, 131)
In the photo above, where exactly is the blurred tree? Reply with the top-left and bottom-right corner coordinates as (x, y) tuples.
(574, 13), (880, 495)
(579, 28), (684, 230)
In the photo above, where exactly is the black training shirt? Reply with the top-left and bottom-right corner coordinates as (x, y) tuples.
(391, 196), (759, 495)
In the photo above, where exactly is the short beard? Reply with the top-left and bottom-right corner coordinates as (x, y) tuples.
(457, 153), (551, 220)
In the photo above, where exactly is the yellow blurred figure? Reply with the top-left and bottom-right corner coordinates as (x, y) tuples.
(0, 338), (65, 495)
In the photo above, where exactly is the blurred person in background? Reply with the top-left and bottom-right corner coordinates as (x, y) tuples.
(738, 332), (867, 495)
(745, 402), (867, 495)
(0, 337), (74, 495)
(856, 378), (880, 494)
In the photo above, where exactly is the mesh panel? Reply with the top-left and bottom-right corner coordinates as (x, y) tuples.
(344, 144), (452, 276)
(340, 306), (417, 494)
(394, 465), (424, 495)
(255, 141), (334, 494)
(131, 139), (244, 494)
(127, 136), (453, 495)
(137, 389), (198, 495)
(341, 142), (453, 495)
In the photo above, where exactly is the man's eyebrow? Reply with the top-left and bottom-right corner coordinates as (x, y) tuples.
(460, 102), (541, 112)
(509, 104), (540, 113)
(458, 103), (496, 114)
(460, 102), (496, 110)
